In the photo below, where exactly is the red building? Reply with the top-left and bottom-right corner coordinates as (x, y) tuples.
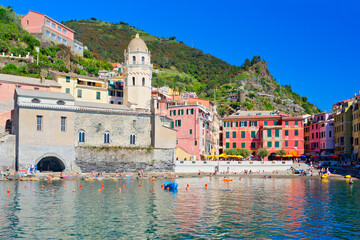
(222, 110), (304, 160)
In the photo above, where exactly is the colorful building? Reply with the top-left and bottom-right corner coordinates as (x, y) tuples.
(352, 93), (360, 161)
(21, 10), (83, 56)
(333, 98), (354, 157)
(49, 70), (108, 103)
(0, 73), (61, 132)
(303, 115), (312, 155)
(222, 110), (304, 160)
(308, 112), (334, 156)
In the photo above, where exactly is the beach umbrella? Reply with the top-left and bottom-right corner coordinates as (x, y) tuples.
(300, 155), (307, 158)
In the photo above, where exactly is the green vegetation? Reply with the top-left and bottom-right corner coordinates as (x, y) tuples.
(225, 148), (251, 158)
(257, 148), (270, 160)
(276, 149), (287, 156)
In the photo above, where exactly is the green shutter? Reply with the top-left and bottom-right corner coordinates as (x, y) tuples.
(295, 130), (298, 136)
(295, 141), (298, 147)
(241, 131), (245, 138)
(241, 142), (245, 148)
(233, 142), (236, 148)
(295, 121), (298, 126)
(275, 129), (279, 137)
(236, 121), (239, 127)
(274, 121), (277, 125)
(244, 121), (247, 127)
(254, 121), (257, 127)
(171, 122), (174, 128)
(285, 121), (288, 126)
(190, 129), (192, 135)
(285, 141), (288, 147)
(251, 142), (255, 148)
(285, 130), (289, 136)
(251, 131), (255, 138)
(195, 141), (198, 146)
(226, 142), (229, 148)
(264, 121), (268, 126)
(267, 129), (272, 137)
(267, 141), (272, 148)
(275, 141), (279, 148)
(226, 132), (230, 138)
(232, 131), (236, 138)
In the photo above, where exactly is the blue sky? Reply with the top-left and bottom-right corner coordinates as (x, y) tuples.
(4, 0), (360, 111)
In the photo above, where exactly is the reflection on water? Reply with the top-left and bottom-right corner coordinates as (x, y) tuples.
(0, 178), (359, 239)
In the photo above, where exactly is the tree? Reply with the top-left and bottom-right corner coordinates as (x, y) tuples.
(257, 148), (269, 161)
(239, 148), (251, 158)
(302, 96), (307, 102)
(90, 17), (97, 21)
(276, 149), (286, 156)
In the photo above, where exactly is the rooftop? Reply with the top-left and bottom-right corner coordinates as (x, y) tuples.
(75, 101), (130, 111)
(15, 88), (75, 101)
(49, 70), (103, 81)
(0, 73), (61, 87)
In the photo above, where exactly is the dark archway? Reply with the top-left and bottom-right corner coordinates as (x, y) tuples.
(37, 156), (65, 172)
(5, 119), (12, 133)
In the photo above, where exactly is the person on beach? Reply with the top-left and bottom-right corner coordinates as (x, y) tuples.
(350, 177), (353, 184)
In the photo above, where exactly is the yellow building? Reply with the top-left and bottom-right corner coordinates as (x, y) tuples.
(333, 98), (354, 157)
(49, 70), (108, 103)
(352, 95), (359, 161)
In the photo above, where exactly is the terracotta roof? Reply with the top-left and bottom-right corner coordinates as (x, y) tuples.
(0, 73), (60, 87)
(49, 70), (102, 81)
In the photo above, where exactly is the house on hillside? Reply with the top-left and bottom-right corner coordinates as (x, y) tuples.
(21, 10), (83, 56)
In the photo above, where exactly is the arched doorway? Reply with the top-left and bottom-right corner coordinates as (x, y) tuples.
(37, 156), (65, 172)
(5, 119), (12, 133)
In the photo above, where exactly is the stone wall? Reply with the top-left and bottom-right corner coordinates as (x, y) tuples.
(0, 134), (15, 170)
(75, 147), (175, 173)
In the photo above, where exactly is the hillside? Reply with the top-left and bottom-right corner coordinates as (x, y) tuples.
(64, 19), (320, 116)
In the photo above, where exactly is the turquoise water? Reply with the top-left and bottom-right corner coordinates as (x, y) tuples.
(0, 177), (359, 239)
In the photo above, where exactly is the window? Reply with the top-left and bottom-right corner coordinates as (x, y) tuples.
(329, 131), (332, 138)
(96, 92), (101, 100)
(175, 120), (181, 127)
(62, 39), (67, 45)
(251, 131), (256, 138)
(264, 121), (268, 126)
(78, 47), (82, 52)
(141, 56), (145, 63)
(79, 131), (85, 142)
(132, 56), (136, 63)
(46, 31), (50, 37)
(142, 77), (145, 86)
(275, 141), (279, 148)
(267, 129), (272, 137)
(267, 141), (272, 148)
(226, 132), (230, 138)
(104, 132), (110, 143)
(295, 121), (298, 126)
(285, 130), (289, 136)
(61, 117), (66, 132)
(74, 45), (78, 50)
(66, 76), (70, 83)
(241, 131), (245, 138)
(240, 121), (247, 127)
(251, 142), (256, 148)
(241, 142), (245, 148)
(77, 89), (82, 98)
(285, 141), (288, 147)
(190, 129), (192, 135)
(233, 142), (236, 148)
(195, 141), (198, 146)
(132, 77), (135, 86)
(295, 130), (299, 136)
(36, 115), (42, 131)
(52, 23), (56, 29)
(51, 33), (56, 40)
(274, 121), (277, 125)
(46, 20), (50, 26)
(232, 131), (236, 138)
(226, 142), (229, 148)
(130, 134), (136, 144)
(275, 129), (280, 137)
(235, 121), (239, 127)
(63, 29), (67, 34)
(285, 121), (289, 126)
(250, 121), (257, 127)
(295, 141), (299, 147)
(58, 26), (61, 32)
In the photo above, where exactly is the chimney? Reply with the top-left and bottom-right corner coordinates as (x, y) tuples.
(40, 77), (45, 84)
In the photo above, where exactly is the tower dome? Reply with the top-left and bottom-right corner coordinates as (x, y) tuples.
(127, 33), (148, 52)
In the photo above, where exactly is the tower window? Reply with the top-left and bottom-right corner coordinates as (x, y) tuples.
(132, 77), (135, 86)
(132, 56), (136, 64)
(104, 132), (110, 144)
(142, 77), (145, 86)
(141, 56), (145, 63)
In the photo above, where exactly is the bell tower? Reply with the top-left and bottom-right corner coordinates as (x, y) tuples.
(123, 34), (152, 111)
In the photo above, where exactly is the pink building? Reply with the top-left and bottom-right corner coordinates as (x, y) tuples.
(0, 74), (61, 132)
(152, 88), (219, 160)
(309, 112), (334, 156)
(21, 10), (83, 56)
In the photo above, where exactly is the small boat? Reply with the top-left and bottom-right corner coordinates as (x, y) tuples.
(221, 179), (233, 182)
(150, 178), (156, 181)
(321, 173), (328, 179)
(163, 182), (178, 189)
(345, 175), (351, 178)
